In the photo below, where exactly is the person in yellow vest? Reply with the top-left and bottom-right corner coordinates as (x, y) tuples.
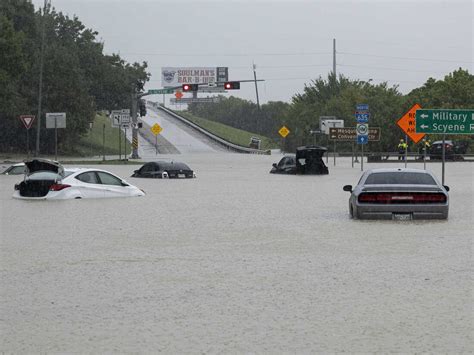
(398, 139), (408, 160)
(418, 138), (431, 159)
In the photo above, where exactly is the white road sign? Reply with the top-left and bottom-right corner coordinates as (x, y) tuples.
(356, 123), (369, 135)
(320, 117), (344, 134)
(46, 112), (66, 129)
(110, 109), (130, 127)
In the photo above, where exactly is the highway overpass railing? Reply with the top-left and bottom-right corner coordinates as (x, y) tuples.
(146, 101), (270, 155)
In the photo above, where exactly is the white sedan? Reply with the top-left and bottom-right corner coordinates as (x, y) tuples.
(13, 159), (145, 200)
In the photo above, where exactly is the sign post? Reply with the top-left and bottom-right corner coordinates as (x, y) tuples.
(329, 127), (381, 141)
(147, 88), (175, 95)
(19, 115), (36, 158)
(356, 123), (369, 171)
(46, 112), (66, 161)
(415, 108), (473, 184)
(397, 103), (425, 144)
(278, 126), (290, 152)
(415, 109), (474, 134)
(396, 103), (425, 168)
(151, 123), (163, 155)
(355, 104), (370, 171)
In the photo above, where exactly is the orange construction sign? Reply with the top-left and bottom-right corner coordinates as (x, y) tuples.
(396, 103), (425, 144)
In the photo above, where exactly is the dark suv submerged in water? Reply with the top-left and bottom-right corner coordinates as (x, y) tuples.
(429, 140), (470, 160)
(270, 146), (329, 175)
(132, 161), (196, 179)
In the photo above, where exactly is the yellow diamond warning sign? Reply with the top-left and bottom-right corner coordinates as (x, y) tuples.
(278, 126), (290, 138)
(151, 123), (162, 136)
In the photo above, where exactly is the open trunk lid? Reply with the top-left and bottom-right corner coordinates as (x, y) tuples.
(24, 159), (64, 176)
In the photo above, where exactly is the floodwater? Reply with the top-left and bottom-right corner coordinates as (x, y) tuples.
(0, 154), (472, 353)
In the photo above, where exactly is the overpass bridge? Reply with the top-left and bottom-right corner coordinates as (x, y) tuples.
(136, 102), (270, 155)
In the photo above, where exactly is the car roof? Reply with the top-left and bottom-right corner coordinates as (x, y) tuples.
(296, 145), (328, 152)
(64, 167), (119, 174)
(365, 168), (432, 174)
(432, 140), (453, 144)
(146, 161), (190, 168)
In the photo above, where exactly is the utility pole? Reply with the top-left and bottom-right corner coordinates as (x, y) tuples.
(253, 63), (260, 110)
(35, 0), (49, 156)
(131, 87), (140, 159)
(332, 38), (336, 79)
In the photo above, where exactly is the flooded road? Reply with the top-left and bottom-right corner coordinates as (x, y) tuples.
(1, 154), (472, 353)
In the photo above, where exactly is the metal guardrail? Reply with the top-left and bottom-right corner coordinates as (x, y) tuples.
(362, 152), (474, 162)
(147, 102), (270, 155)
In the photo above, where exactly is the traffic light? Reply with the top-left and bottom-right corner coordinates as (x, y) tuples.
(182, 84), (199, 92)
(139, 99), (146, 117)
(224, 81), (240, 90)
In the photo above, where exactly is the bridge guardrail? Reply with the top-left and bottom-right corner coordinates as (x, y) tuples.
(147, 101), (270, 155)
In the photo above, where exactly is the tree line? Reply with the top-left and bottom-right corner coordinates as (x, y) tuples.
(187, 69), (473, 152)
(0, 0), (149, 154)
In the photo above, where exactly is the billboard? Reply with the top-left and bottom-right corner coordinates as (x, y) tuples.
(161, 67), (228, 87)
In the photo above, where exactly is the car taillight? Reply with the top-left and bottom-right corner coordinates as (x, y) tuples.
(50, 183), (71, 191)
(358, 192), (446, 204)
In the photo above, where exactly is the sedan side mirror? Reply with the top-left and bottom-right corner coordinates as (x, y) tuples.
(443, 185), (450, 192)
(343, 185), (352, 192)
(272, 163), (277, 168)
(121, 180), (129, 187)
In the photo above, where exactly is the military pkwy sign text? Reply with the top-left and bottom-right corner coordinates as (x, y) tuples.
(416, 109), (474, 134)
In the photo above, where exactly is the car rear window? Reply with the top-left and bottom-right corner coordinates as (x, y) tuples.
(163, 162), (190, 170)
(365, 172), (437, 185)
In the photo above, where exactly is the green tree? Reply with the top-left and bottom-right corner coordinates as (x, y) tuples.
(0, 2), (149, 154)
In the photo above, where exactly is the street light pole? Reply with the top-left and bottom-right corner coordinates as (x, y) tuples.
(35, 0), (50, 156)
(253, 63), (260, 110)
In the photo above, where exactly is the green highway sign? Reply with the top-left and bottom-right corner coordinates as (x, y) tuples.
(147, 88), (174, 95)
(416, 109), (474, 134)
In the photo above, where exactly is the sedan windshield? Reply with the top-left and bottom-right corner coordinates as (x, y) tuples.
(365, 172), (437, 185)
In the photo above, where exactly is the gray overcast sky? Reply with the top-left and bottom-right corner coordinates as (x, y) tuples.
(32, 0), (473, 104)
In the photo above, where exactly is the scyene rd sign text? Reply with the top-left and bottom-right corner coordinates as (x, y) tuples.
(415, 109), (474, 134)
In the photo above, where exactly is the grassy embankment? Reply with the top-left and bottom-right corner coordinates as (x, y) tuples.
(77, 114), (131, 157)
(178, 111), (278, 150)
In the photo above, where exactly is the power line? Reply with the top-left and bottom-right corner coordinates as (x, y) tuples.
(116, 51), (332, 57)
(339, 51), (473, 64)
(337, 63), (449, 74)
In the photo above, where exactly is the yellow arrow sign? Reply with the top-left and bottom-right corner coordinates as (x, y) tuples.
(151, 123), (162, 136)
(278, 125), (290, 138)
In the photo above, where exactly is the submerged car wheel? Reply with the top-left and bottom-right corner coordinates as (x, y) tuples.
(349, 204), (354, 219)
